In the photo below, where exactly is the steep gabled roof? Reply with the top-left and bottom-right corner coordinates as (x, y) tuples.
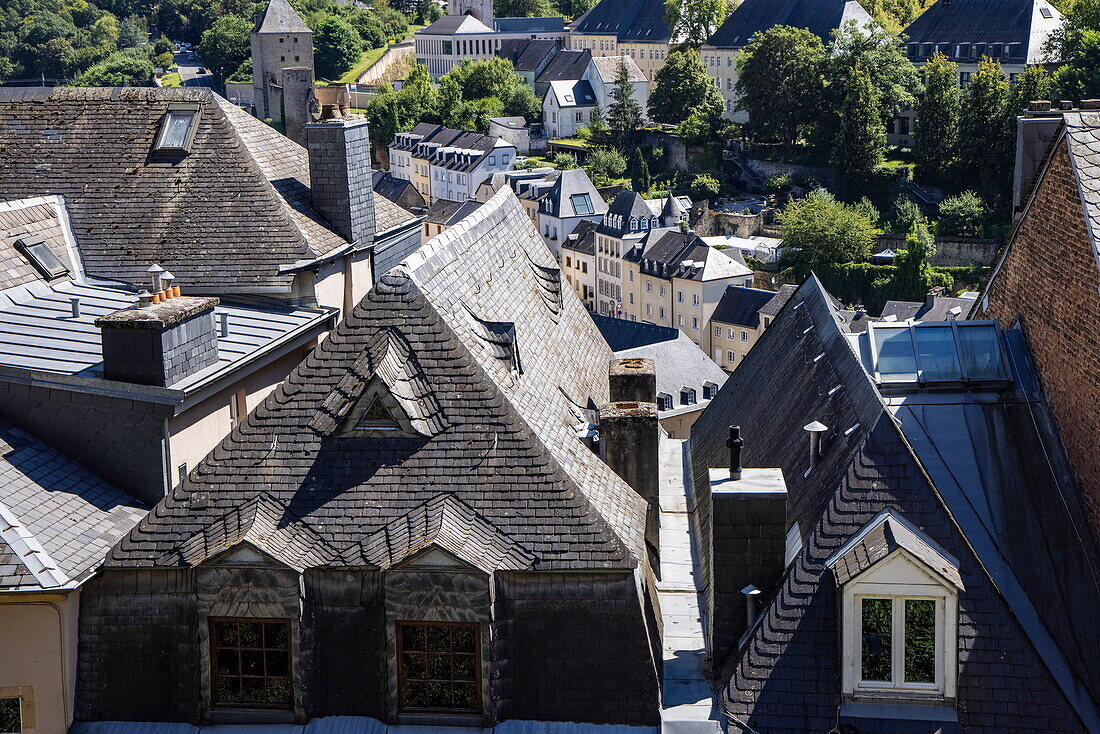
(704, 0), (872, 49)
(0, 88), (412, 293)
(589, 55), (646, 83)
(497, 39), (561, 72)
(418, 13), (495, 34)
(107, 189), (644, 573)
(254, 0), (311, 34)
(1065, 111), (1100, 265)
(690, 276), (1100, 730)
(0, 418), (145, 591)
(539, 169), (607, 219)
(902, 0), (1061, 64)
(710, 285), (777, 328)
(573, 0), (672, 42)
(536, 49), (592, 83)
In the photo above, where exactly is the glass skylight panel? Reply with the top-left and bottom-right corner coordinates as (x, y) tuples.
(956, 324), (1007, 380)
(913, 325), (962, 381)
(16, 238), (68, 279)
(872, 326), (918, 382)
(155, 110), (197, 152)
(570, 193), (594, 215)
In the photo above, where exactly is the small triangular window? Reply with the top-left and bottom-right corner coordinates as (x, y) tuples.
(357, 396), (400, 431)
(336, 377), (419, 438)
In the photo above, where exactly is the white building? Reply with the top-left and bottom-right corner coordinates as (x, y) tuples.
(543, 55), (648, 138)
(388, 123), (517, 203)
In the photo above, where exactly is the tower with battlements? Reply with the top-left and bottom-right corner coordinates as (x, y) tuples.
(251, 0), (315, 144)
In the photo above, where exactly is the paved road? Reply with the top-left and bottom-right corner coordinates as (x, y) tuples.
(175, 51), (215, 88)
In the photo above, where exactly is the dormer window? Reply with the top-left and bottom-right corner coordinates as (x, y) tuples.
(702, 381), (718, 400)
(679, 386), (696, 405)
(827, 510), (961, 702)
(154, 104), (199, 154)
(656, 392), (672, 411)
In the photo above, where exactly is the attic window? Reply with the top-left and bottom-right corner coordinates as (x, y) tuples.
(154, 105), (199, 154)
(570, 193), (595, 215)
(1040, 5), (1053, 17)
(15, 236), (68, 280)
(702, 381), (718, 400)
(656, 392), (672, 411)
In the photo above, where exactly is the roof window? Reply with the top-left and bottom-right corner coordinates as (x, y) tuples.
(15, 236), (68, 280)
(1040, 5), (1053, 17)
(570, 193), (594, 215)
(868, 322), (1008, 386)
(154, 104), (199, 154)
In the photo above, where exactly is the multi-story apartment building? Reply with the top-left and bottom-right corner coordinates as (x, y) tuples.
(701, 0), (872, 120)
(414, 0), (567, 78)
(562, 219), (598, 309)
(543, 55), (649, 138)
(568, 0), (674, 80)
(584, 190), (754, 352)
(388, 123), (517, 202)
(888, 0), (1062, 146)
(708, 284), (795, 370)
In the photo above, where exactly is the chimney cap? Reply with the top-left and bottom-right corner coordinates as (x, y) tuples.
(95, 295), (219, 330)
(804, 421), (828, 433)
(161, 270), (176, 282)
(741, 584), (761, 596)
(147, 263), (165, 274)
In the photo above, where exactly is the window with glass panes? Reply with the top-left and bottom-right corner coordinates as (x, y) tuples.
(0, 699), (19, 734)
(398, 622), (480, 713)
(211, 618), (292, 707)
(859, 596), (938, 691)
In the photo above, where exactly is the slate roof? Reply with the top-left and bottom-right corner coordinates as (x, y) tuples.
(879, 294), (974, 321)
(704, 0), (872, 49)
(0, 197), (76, 290)
(390, 123), (510, 173)
(628, 231), (753, 282)
(0, 88), (413, 294)
(536, 50), (592, 84)
(548, 79), (597, 108)
(589, 55), (646, 83)
(254, 0), (311, 34)
(1064, 112), (1100, 264)
(710, 286), (778, 328)
(690, 276), (1100, 731)
(562, 218), (598, 255)
(606, 325), (727, 416)
(107, 189), (647, 573)
(494, 16), (565, 32)
(418, 13), (495, 34)
(497, 39), (561, 72)
(592, 312), (679, 350)
(573, 0), (673, 42)
(0, 418), (145, 591)
(539, 169), (607, 219)
(902, 0), (1061, 65)
(757, 284), (796, 316)
(425, 198), (483, 226)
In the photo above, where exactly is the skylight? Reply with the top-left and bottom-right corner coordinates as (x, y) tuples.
(868, 322), (1008, 386)
(15, 236), (68, 280)
(154, 106), (199, 154)
(571, 193), (594, 215)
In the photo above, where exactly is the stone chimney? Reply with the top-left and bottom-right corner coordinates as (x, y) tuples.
(706, 438), (788, 665)
(306, 89), (376, 248)
(96, 295), (219, 387)
(600, 400), (660, 551)
(609, 357), (656, 403)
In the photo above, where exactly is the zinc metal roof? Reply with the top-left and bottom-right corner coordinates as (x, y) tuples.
(0, 279), (332, 391)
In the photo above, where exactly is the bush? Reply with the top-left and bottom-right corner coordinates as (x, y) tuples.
(154, 51), (175, 70)
(765, 174), (792, 195)
(585, 148), (627, 182)
(551, 152), (577, 169)
(938, 190), (987, 238)
(73, 51), (154, 86)
(690, 173), (720, 201)
(779, 189), (877, 265)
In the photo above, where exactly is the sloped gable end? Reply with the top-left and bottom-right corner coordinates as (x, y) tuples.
(359, 494), (537, 573)
(826, 510), (964, 590)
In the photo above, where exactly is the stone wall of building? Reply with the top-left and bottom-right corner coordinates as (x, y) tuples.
(694, 208), (766, 238)
(493, 571), (660, 725)
(77, 569), (200, 721)
(983, 138), (1100, 538)
(877, 233), (1000, 267)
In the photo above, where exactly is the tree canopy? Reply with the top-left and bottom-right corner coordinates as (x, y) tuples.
(665, 0), (730, 46)
(649, 48), (724, 125)
(605, 58), (643, 149)
(779, 189), (877, 265)
(735, 25), (827, 147)
(957, 56), (1014, 200)
(914, 53), (961, 186)
(197, 13), (250, 78)
(313, 15), (362, 79)
(831, 63), (886, 180)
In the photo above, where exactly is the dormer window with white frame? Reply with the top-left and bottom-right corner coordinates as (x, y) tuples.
(826, 510), (962, 703)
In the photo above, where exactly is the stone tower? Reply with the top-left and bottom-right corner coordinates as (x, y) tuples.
(451, 0), (493, 23)
(251, 0), (315, 145)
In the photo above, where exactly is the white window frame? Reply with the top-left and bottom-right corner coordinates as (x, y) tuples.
(840, 551), (958, 701)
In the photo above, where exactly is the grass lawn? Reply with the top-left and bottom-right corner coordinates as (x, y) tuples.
(340, 45), (390, 83)
(549, 137), (590, 148)
(160, 72), (182, 87)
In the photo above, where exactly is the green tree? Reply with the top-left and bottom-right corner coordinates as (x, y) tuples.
(1053, 29), (1100, 99)
(665, 0), (730, 46)
(450, 96), (504, 132)
(585, 147), (627, 182)
(1012, 64), (1053, 110)
(690, 173), (720, 200)
(886, 194), (924, 235)
(606, 58), (643, 148)
(648, 48), (724, 125)
(735, 25), (826, 147)
(958, 56), (1013, 199)
(72, 50), (154, 85)
(631, 148), (652, 193)
(832, 64), (885, 179)
(875, 221), (950, 302)
(937, 190), (987, 237)
(90, 15), (120, 48)
(494, 0), (551, 16)
(438, 74), (463, 125)
(914, 52), (961, 185)
(117, 15), (148, 48)
(556, 0), (596, 18)
(197, 14), (250, 79)
(779, 189), (877, 264)
(552, 152), (577, 169)
(826, 21), (921, 124)
(153, 34), (173, 55)
(314, 16), (362, 79)
(587, 101), (610, 145)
